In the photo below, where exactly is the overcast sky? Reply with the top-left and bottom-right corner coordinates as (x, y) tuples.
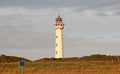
(0, 0), (120, 60)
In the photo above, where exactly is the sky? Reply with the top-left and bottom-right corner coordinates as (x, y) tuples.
(0, 0), (120, 60)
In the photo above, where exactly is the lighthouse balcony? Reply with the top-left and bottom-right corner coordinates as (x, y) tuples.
(54, 25), (64, 29)
(55, 23), (64, 26)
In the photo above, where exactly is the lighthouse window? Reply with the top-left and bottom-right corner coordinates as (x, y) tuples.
(56, 51), (57, 54)
(56, 36), (58, 38)
(56, 43), (58, 46)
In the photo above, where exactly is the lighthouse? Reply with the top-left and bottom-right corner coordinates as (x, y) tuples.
(54, 16), (64, 58)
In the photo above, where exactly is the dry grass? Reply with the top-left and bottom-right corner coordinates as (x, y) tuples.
(0, 61), (120, 74)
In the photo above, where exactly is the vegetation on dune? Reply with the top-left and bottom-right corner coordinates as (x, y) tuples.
(0, 55), (31, 62)
(36, 54), (120, 62)
(1, 54), (120, 62)
(0, 54), (120, 74)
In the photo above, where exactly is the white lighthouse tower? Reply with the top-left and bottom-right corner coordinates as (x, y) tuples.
(54, 16), (64, 58)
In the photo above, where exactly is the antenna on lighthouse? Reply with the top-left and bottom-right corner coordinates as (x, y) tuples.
(58, 13), (60, 16)
(57, 12), (62, 18)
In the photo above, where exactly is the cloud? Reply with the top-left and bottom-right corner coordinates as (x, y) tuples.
(0, 7), (56, 33)
(0, 0), (119, 8)
(0, 32), (54, 49)
(0, 0), (120, 16)
(0, 7), (55, 49)
(64, 36), (120, 52)
(0, 0), (120, 59)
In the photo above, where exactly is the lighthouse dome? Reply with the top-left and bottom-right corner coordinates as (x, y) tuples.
(56, 16), (62, 21)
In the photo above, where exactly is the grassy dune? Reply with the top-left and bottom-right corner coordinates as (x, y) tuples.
(0, 54), (120, 74)
(1, 61), (120, 74)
